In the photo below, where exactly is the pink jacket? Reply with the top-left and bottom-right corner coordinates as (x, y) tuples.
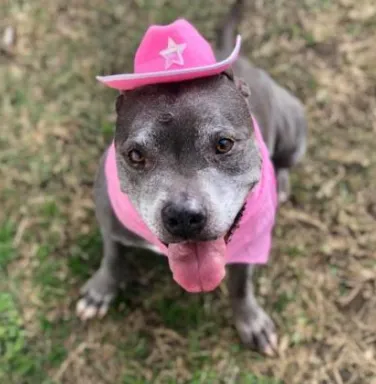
(105, 116), (277, 264)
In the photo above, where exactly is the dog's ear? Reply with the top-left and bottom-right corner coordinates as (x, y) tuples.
(221, 71), (251, 100)
(221, 68), (235, 81)
(234, 76), (251, 99)
(115, 91), (127, 114)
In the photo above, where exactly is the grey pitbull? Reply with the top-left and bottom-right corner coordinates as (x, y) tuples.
(76, 0), (307, 356)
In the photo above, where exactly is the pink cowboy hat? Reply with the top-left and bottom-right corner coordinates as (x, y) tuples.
(96, 19), (241, 91)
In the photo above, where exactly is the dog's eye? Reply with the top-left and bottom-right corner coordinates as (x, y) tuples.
(128, 149), (145, 166)
(216, 138), (234, 154)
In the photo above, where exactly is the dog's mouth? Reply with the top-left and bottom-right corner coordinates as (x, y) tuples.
(165, 204), (246, 293)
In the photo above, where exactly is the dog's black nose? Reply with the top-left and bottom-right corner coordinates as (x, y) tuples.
(162, 202), (207, 238)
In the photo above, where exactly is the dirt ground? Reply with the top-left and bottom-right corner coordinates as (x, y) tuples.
(1, 0), (376, 383)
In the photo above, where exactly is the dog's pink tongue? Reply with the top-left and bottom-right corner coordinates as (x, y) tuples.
(167, 238), (226, 292)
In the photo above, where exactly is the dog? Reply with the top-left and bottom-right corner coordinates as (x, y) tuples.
(76, 0), (307, 356)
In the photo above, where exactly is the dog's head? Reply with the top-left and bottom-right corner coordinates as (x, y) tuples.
(114, 73), (260, 243)
(113, 73), (261, 291)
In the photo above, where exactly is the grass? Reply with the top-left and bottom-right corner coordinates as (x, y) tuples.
(0, 224), (46, 383)
(0, 292), (31, 381)
(0, 221), (16, 269)
(1, 0), (376, 383)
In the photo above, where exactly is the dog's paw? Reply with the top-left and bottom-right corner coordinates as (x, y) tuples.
(76, 271), (117, 321)
(76, 290), (114, 321)
(235, 306), (278, 357)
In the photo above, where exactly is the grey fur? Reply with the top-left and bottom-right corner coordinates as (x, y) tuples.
(76, 0), (306, 356)
(113, 77), (261, 244)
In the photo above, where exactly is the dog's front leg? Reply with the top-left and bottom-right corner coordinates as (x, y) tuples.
(227, 264), (278, 356)
(76, 233), (127, 321)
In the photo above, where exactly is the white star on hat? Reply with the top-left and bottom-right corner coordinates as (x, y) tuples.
(159, 37), (187, 70)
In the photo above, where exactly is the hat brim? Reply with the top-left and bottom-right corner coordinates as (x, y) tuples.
(96, 35), (241, 91)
